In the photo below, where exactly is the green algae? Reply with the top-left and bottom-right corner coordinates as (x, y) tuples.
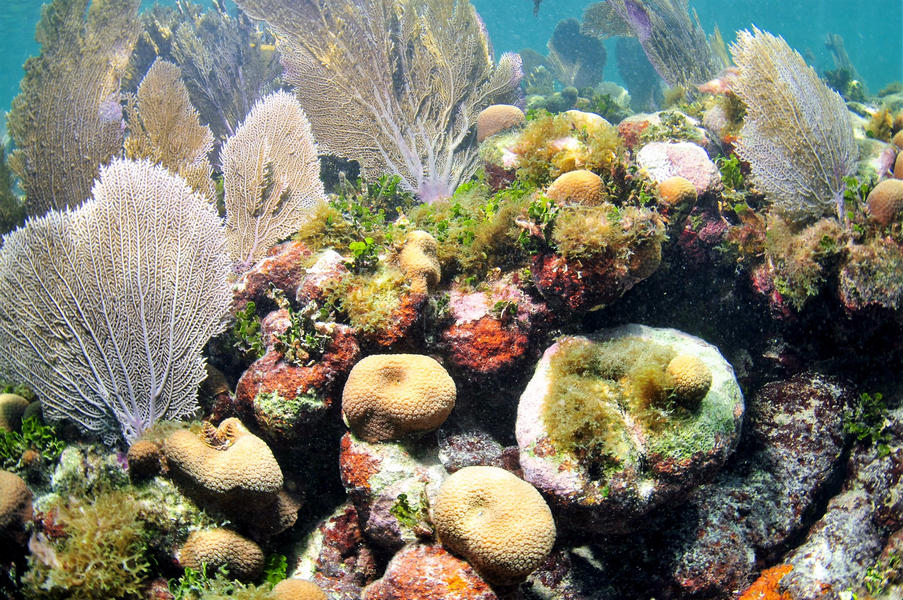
(24, 490), (151, 599)
(255, 389), (326, 424)
(541, 332), (739, 478)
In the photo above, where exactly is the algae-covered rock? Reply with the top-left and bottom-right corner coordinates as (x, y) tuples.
(338, 432), (446, 553)
(291, 502), (379, 600)
(515, 324), (744, 534)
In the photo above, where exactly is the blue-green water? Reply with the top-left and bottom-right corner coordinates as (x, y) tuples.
(1, 0), (900, 124)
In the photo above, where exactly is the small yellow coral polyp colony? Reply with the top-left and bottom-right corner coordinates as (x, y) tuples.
(546, 169), (606, 205)
(432, 465), (556, 585)
(342, 354), (457, 442)
(666, 354), (713, 408)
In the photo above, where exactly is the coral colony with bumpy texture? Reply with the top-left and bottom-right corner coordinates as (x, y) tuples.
(1, 0), (903, 598)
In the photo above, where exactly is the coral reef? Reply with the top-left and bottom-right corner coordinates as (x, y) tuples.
(3, 0), (903, 597)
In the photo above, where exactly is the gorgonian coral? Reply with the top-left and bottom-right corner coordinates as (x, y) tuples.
(0, 160), (232, 444)
(730, 28), (858, 223)
(234, 0), (523, 204)
(7, 0), (141, 216)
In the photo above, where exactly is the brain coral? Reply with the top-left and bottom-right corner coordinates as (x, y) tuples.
(398, 230), (441, 293)
(666, 354), (712, 408)
(342, 354), (456, 442)
(431, 465), (556, 584)
(867, 179), (903, 226)
(0, 393), (29, 432)
(0, 470), (32, 550)
(545, 169), (605, 205)
(179, 528), (264, 580)
(164, 418), (283, 498)
(658, 176), (698, 207)
(477, 104), (526, 142)
(271, 578), (328, 600)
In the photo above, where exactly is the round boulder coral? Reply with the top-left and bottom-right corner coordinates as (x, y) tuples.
(432, 465), (556, 584)
(658, 175), (698, 207)
(342, 354), (456, 442)
(666, 354), (712, 408)
(545, 169), (605, 205)
(271, 578), (328, 600)
(637, 141), (722, 195)
(516, 325), (744, 534)
(0, 393), (29, 432)
(867, 178), (903, 226)
(0, 470), (32, 553)
(164, 418), (283, 504)
(564, 109), (610, 135)
(398, 230), (441, 293)
(179, 528), (264, 580)
(126, 439), (163, 480)
(477, 104), (526, 142)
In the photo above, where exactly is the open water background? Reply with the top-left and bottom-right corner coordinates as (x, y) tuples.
(0, 0), (901, 138)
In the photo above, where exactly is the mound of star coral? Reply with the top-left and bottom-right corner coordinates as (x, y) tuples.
(179, 528), (265, 581)
(432, 465), (556, 584)
(342, 354), (456, 442)
(516, 325), (744, 534)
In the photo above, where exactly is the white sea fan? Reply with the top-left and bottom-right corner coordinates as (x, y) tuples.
(0, 159), (232, 444)
(731, 27), (858, 223)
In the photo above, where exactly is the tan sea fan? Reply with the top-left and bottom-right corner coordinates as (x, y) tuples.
(221, 90), (326, 268)
(7, 0), (141, 216)
(125, 58), (216, 199)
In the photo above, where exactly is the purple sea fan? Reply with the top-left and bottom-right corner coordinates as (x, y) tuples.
(622, 0), (652, 41)
(730, 28), (858, 223)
